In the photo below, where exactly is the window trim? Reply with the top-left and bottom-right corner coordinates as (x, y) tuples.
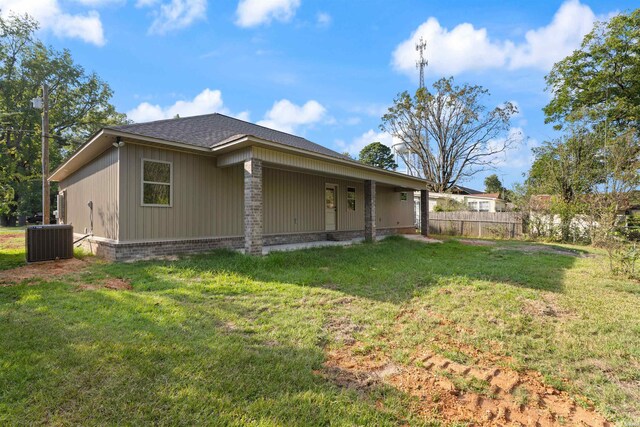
(141, 158), (173, 207)
(346, 186), (356, 211)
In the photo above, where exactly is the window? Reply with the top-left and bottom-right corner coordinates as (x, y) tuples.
(400, 191), (408, 201)
(467, 201), (478, 211)
(479, 201), (490, 212)
(347, 187), (356, 211)
(142, 159), (172, 206)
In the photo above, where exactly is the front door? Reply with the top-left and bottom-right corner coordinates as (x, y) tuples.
(325, 185), (337, 231)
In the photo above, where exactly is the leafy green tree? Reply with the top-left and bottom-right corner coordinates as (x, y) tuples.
(540, 9), (640, 248)
(544, 9), (640, 137)
(484, 174), (503, 194)
(483, 173), (512, 201)
(0, 14), (126, 225)
(527, 128), (603, 241)
(381, 77), (519, 192)
(358, 141), (397, 170)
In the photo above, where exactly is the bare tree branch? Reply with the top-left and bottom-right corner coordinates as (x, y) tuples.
(381, 77), (519, 192)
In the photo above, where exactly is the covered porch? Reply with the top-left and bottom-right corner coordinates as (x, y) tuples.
(221, 147), (429, 255)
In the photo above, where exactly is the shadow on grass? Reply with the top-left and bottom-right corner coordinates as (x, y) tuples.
(0, 281), (412, 425)
(101, 236), (577, 303)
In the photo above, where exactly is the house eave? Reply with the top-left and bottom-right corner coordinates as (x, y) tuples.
(212, 135), (428, 188)
(49, 129), (212, 182)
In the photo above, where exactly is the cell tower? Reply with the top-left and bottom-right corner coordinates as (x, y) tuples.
(415, 37), (428, 89)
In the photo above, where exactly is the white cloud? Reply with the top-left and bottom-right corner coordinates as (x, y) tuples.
(393, 17), (511, 76)
(392, 0), (601, 77)
(485, 127), (534, 169)
(316, 12), (331, 28)
(235, 0), (300, 28)
(127, 88), (250, 122)
(509, 0), (596, 70)
(145, 0), (207, 34)
(336, 129), (397, 157)
(0, 0), (106, 46)
(258, 99), (326, 133)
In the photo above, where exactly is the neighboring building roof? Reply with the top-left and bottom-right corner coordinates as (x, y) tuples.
(451, 185), (483, 195)
(470, 193), (501, 200)
(107, 113), (349, 160)
(428, 192), (502, 200)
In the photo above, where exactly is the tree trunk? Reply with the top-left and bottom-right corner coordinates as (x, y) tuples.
(560, 213), (571, 242)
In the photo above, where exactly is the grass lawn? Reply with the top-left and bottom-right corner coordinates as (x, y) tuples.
(0, 234), (638, 425)
(0, 226), (26, 271)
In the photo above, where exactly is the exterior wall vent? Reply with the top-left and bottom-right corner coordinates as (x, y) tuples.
(26, 225), (74, 263)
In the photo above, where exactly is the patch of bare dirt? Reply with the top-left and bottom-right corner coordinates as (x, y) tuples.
(0, 232), (24, 250)
(0, 257), (91, 286)
(459, 239), (496, 246)
(325, 316), (363, 346)
(495, 244), (584, 257)
(521, 294), (574, 320)
(320, 311), (611, 426)
(77, 277), (132, 291)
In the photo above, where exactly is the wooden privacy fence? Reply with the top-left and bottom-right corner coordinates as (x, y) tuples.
(428, 211), (523, 239)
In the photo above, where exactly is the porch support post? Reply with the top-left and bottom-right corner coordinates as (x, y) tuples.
(420, 188), (429, 236)
(244, 158), (263, 255)
(364, 179), (376, 242)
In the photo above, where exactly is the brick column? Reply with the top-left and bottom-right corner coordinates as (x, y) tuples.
(420, 189), (429, 236)
(244, 158), (263, 255)
(364, 180), (376, 242)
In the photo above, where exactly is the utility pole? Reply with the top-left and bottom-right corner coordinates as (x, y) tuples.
(41, 84), (50, 224)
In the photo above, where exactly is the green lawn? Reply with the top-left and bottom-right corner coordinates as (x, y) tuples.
(0, 235), (638, 425)
(0, 227), (25, 270)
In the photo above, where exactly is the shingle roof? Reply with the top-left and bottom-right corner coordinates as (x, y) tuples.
(108, 113), (349, 160)
(471, 193), (501, 199)
(453, 185), (483, 195)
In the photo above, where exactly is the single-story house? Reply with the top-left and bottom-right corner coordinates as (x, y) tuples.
(50, 114), (429, 260)
(424, 188), (507, 212)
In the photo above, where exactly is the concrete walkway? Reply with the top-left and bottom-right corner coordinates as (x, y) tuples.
(261, 235), (389, 254)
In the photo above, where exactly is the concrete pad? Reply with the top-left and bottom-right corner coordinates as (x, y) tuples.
(262, 235), (390, 254)
(401, 234), (443, 244)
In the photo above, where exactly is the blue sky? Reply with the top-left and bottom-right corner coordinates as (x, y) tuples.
(1, 0), (637, 190)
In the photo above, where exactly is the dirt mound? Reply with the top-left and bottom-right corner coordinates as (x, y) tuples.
(321, 312), (610, 426)
(0, 257), (90, 285)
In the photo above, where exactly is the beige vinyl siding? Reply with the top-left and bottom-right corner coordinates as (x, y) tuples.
(119, 143), (243, 241)
(219, 146), (425, 190)
(59, 147), (119, 240)
(376, 186), (415, 229)
(263, 168), (365, 234)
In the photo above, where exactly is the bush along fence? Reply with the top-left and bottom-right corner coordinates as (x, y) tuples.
(428, 211), (523, 239)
